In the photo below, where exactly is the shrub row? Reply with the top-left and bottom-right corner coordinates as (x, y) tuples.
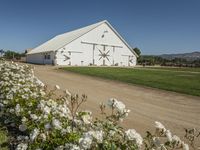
(0, 61), (190, 150)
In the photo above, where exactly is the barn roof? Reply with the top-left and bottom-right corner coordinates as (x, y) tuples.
(27, 20), (138, 57)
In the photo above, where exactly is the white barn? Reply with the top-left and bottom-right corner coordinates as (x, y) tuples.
(26, 20), (138, 66)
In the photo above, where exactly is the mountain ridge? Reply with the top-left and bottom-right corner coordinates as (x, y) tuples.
(158, 51), (200, 61)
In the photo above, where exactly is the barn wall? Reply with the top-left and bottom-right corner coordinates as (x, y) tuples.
(27, 52), (55, 65)
(55, 23), (137, 66)
(26, 53), (44, 64)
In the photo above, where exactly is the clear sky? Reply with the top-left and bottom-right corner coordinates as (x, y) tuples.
(0, 0), (199, 55)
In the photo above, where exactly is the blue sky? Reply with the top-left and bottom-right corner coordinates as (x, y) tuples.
(0, 0), (199, 55)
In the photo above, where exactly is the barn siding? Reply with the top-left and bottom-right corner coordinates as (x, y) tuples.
(55, 23), (136, 66)
(27, 52), (55, 65)
(27, 21), (137, 66)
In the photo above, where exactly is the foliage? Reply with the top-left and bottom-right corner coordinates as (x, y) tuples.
(137, 55), (200, 67)
(3, 50), (25, 60)
(184, 128), (200, 149)
(133, 48), (141, 57)
(0, 61), (198, 149)
(63, 67), (200, 97)
(0, 127), (8, 150)
(138, 55), (163, 66)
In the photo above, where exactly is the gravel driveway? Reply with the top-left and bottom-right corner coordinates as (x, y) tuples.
(33, 65), (200, 137)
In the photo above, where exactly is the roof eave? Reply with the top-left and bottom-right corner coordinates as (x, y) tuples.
(27, 50), (54, 55)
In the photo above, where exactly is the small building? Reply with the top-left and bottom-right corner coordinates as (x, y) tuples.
(26, 20), (138, 66)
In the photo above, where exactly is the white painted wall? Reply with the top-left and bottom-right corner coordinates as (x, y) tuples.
(27, 52), (55, 65)
(56, 23), (137, 66)
(27, 22), (137, 66)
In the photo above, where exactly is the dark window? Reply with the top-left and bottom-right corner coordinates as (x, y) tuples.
(44, 54), (47, 59)
(44, 53), (50, 59)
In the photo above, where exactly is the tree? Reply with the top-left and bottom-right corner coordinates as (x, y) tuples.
(4, 50), (21, 60)
(133, 47), (141, 57)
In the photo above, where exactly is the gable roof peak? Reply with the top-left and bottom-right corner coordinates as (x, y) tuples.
(27, 20), (137, 57)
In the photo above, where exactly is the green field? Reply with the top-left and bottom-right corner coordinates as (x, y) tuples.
(137, 67), (200, 72)
(62, 67), (200, 96)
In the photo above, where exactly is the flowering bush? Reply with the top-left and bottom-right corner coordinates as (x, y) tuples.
(0, 60), (195, 150)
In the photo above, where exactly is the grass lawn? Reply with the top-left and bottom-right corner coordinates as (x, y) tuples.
(62, 67), (200, 97)
(137, 66), (200, 72)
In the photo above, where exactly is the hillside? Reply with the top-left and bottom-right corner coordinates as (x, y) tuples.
(159, 51), (200, 61)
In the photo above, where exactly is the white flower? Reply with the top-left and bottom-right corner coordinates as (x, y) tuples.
(15, 104), (21, 114)
(9, 108), (15, 113)
(182, 142), (189, 150)
(21, 117), (27, 122)
(172, 135), (181, 144)
(19, 124), (27, 132)
(153, 137), (161, 147)
(81, 112), (92, 124)
(0, 103), (4, 108)
(17, 135), (29, 141)
(55, 145), (64, 150)
(65, 89), (71, 97)
(79, 135), (93, 149)
(91, 130), (103, 143)
(107, 98), (117, 108)
(30, 128), (39, 141)
(171, 135), (183, 147)
(109, 130), (116, 137)
(107, 98), (130, 117)
(40, 133), (46, 141)
(52, 119), (62, 130)
(16, 143), (28, 150)
(61, 129), (67, 135)
(43, 106), (51, 114)
(155, 121), (166, 132)
(40, 90), (46, 96)
(166, 130), (172, 142)
(44, 123), (51, 130)
(55, 85), (60, 90)
(30, 114), (38, 121)
(125, 129), (143, 147)
(160, 144), (167, 150)
(74, 119), (82, 126)
(115, 100), (126, 113)
(123, 109), (131, 117)
(79, 137), (92, 149)
(35, 78), (45, 87)
(3, 100), (8, 105)
(65, 143), (80, 150)
(62, 126), (72, 134)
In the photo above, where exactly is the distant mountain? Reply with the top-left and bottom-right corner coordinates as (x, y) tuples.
(159, 51), (200, 61)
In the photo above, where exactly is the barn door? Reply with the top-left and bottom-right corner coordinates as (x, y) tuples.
(63, 51), (83, 65)
(63, 52), (71, 65)
(97, 45), (111, 66)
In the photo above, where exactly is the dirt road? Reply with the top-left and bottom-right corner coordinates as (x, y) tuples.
(34, 65), (200, 137)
